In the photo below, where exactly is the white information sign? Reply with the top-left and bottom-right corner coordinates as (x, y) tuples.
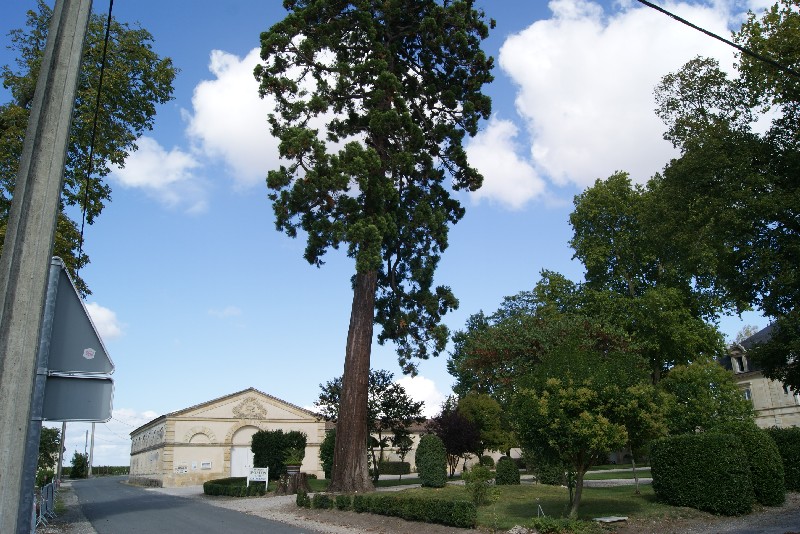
(247, 467), (269, 487)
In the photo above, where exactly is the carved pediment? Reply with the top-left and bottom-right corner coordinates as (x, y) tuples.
(232, 397), (267, 420)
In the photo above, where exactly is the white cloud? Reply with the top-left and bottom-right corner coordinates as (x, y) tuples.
(110, 136), (206, 213)
(208, 305), (243, 318)
(185, 48), (278, 188)
(396, 375), (446, 418)
(85, 302), (124, 340)
(499, 0), (738, 189)
(467, 117), (546, 209)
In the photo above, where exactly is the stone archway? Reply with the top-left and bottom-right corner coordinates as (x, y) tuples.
(224, 421), (268, 476)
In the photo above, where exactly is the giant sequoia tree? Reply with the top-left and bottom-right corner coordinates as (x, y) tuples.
(255, 0), (493, 491)
(0, 1), (176, 294)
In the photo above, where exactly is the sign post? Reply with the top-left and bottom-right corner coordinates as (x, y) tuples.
(248, 467), (269, 488)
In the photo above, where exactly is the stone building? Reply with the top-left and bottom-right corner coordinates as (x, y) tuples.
(128, 388), (325, 487)
(722, 325), (800, 428)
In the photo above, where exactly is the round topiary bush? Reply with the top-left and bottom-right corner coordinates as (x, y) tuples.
(415, 434), (447, 488)
(479, 455), (495, 468)
(713, 421), (785, 506)
(495, 456), (520, 485)
(767, 427), (800, 491)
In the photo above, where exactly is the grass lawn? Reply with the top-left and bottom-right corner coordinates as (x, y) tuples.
(398, 483), (704, 531)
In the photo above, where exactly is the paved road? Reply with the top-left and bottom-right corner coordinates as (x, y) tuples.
(71, 476), (319, 533)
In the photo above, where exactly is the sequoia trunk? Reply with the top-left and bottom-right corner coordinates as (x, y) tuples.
(328, 270), (377, 493)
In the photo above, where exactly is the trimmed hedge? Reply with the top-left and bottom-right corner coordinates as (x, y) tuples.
(415, 434), (447, 488)
(495, 456), (521, 485)
(479, 455), (495, 468)
(313, 493), (476, 528)
(767, 427), (800, 491)
(712, 421), (785, 506)
(203, 477), (267, 497)
(378, 461), (411, 475)
(311, 493), (334, 509)
(650, 434), (753, 516)
(296, 490), (311, 507)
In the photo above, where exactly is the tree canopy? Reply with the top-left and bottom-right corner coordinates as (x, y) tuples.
(0, 1), (176, 294)
(256, 0), (493, 492)
(651, 1), (800, 388)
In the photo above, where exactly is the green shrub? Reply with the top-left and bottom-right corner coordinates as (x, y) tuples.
(378, 461), (411, 475)
(70, 452), (88, 479)
(319, 429), (336, 479)
(251, 429), (307, 480)
(36, 469), (54, 487)
(532, 461), (567, 486)
(415, 434), (447, 488)
(350, 493), (476, 528)
(495, 456), (521, 485)
(712, 421), (785, 506)
(203, 477), (267, 497)
(767, 427), (800, 491)
(296, 490), (311, 507)
(479, 455), (495, 468)
(352, 494), (368, 513)
(311, 493), (333, 509)
(335, 494), (352, 510)
(462, 464), (495, 505)
(650, 434), (753, 515)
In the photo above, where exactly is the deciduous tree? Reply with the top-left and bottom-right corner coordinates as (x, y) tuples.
(256, 0), (493, 492)
(0, 1), (176, 293)
(651, 1), (800, 389)
(314, 368), (425, 480)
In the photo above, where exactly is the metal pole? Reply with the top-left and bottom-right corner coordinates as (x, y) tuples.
(0, 1), (92, 532)
(88, 422), (95, 476)
(84, 430), (88, 456)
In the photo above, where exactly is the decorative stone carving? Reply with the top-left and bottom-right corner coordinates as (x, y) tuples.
(232, 397), (267, 420)
(183, 426), (217, 443)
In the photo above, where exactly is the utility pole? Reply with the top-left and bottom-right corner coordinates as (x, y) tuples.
(88, 423), (95, 476)
(0, 1), (92, 532)
(56, 422), (67, 483)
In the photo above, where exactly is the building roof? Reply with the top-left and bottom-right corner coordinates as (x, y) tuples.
(129, 387), (319, 436)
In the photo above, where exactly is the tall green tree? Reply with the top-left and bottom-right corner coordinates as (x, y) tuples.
(314, 368), (425, 481)
(512, 313), (655, 518)
(37, 426), (61, 473)
(456, 391), (514, 455)
(256, 0), (493, 492)
(570, 172), (726, 382)
(652, 0), (800, 389)
(0, 1), (176, 294)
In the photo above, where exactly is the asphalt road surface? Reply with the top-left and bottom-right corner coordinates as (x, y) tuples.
(72, 476), (318, 533)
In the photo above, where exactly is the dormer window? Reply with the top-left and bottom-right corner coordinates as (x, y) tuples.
(733, 355), (748, 373)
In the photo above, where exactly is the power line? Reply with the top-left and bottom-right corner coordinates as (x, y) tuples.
(78, 0), (115, 263)
(636, 0), (800, 80)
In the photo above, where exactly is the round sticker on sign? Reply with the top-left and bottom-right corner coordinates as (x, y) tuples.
(83, 348), (96, 360)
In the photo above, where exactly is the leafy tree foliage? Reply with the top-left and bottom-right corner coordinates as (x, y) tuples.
(511, 311), (658, 518)
(570, 172), (726, 382)
(0, 1), (176, 294)
(456, 391), (514, 455)
(658, 358), (754, 435)
(319, 429), (335, 479)
(255, 0), (493, 492)
(70, 451), (88, 479)
(428, 396), (480, 476)
(251, 429), (307, 480)
(651, 1), (800, 389)
(314, 368), (424, 480)
(38, 426), (61, 473)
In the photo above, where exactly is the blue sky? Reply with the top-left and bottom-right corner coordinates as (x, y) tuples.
(1, 0), (770, 466)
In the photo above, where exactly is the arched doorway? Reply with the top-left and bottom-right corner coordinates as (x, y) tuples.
(229, 425), (260, 477)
